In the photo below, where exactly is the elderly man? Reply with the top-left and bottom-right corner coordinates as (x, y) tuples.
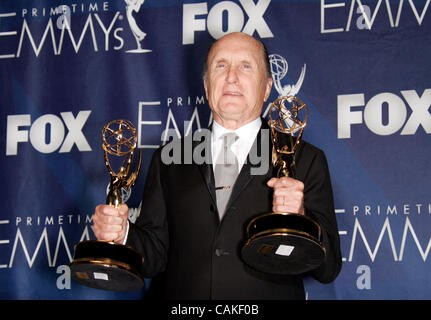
(92, 32), (341, 299)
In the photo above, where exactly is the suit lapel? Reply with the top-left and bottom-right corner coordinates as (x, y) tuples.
(197, 161), (217, 206)
(226, 120), (273, 211)
(194, 134), (217, 207)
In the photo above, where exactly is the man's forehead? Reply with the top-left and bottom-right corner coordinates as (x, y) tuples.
(208, 35), (262, 63)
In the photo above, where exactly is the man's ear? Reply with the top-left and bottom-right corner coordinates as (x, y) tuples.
(264, 78), (273, 102)
(203, 77), (208, 99)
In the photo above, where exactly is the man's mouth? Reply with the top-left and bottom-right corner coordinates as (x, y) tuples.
(224, 91), (242, 96)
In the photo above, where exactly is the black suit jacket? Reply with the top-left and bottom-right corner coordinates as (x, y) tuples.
(127, 121), (342, 299)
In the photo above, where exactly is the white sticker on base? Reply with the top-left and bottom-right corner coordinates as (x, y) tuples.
(275, 245), (294, 256)
(93, 272), (109, 281)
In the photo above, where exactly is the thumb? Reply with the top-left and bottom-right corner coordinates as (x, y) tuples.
(267, 177), (277, 188)
(117, 203), (129, 216)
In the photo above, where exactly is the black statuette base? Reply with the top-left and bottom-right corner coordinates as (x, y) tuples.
(242, 213), (325, 275)
(69, 240), (145, 291)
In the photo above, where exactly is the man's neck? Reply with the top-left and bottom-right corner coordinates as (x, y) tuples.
(213, 116), (261, 131)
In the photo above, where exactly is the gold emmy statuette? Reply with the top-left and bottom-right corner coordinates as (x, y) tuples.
(69, 119), (144, 291)
(241, 96), (325, 275)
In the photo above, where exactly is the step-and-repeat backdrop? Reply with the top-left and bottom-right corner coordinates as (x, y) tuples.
(1, 0), (430, 299)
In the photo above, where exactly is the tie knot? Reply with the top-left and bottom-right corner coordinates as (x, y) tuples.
(220, 132), (238, 148)
(218, 132), (238, 166)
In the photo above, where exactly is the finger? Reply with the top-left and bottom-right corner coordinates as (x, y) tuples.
(278, 177), (301, 189)
(93, 224), (115, 241)
(98, 231), (120, 241)
(93, 206), (125, 235)
(272, 202), (292, 213)
(276, 180), (304, 195)
(273, 195), (286, 205)
(96, 204), (119, 216)
(275, 200), (305, 214)
(273, 188), (289, 197)
(293, 179), (304, 191)
(102, 223), (123, 233)
(273, 204), (304, 215)
(96, 213), (124, 226)
(93, 222), (124, 241)
(268, 177), (289, 191)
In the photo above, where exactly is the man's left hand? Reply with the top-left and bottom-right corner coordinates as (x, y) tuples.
(267, 177), (305, 215)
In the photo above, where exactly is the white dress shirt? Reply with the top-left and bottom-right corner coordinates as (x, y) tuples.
(211, 117), (262, 173)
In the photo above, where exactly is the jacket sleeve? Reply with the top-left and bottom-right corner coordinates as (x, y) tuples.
(125, 148), (169, 278)
(301, 145), (342, 283)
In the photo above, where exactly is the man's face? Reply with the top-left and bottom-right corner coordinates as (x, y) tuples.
(204, 33), (272, 129)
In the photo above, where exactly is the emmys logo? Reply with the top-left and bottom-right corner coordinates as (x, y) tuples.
(0, 1), (153, 59)
(263, 54), (306, 119)
(124, 0), (151, 53)
(321, 0), (431, 33)
(269, 54), (306, 98)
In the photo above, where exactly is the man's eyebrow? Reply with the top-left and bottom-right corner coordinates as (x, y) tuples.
(213, 58), (227, 65)
(240, 59), (253, 65)
(212, 58), (255, 65)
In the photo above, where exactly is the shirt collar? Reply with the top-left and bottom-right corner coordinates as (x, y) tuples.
(212, 117), (262, 142)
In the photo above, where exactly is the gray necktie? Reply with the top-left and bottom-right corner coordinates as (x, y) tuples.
(214, 132), (239, 219)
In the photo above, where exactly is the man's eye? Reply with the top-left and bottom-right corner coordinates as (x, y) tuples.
(216, 63), (226, 68)
(243, 64), (251, 69)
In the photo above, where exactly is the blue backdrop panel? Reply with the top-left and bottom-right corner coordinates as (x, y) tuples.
(0, 0), (430, 299)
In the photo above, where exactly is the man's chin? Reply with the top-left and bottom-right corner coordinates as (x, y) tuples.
(218, 103), (246, 115)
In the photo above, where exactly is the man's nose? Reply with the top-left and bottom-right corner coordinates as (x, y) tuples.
(226, 67), (239, 84)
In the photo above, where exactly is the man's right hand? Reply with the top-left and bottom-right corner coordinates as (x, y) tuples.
(92, 203), (129, 244)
